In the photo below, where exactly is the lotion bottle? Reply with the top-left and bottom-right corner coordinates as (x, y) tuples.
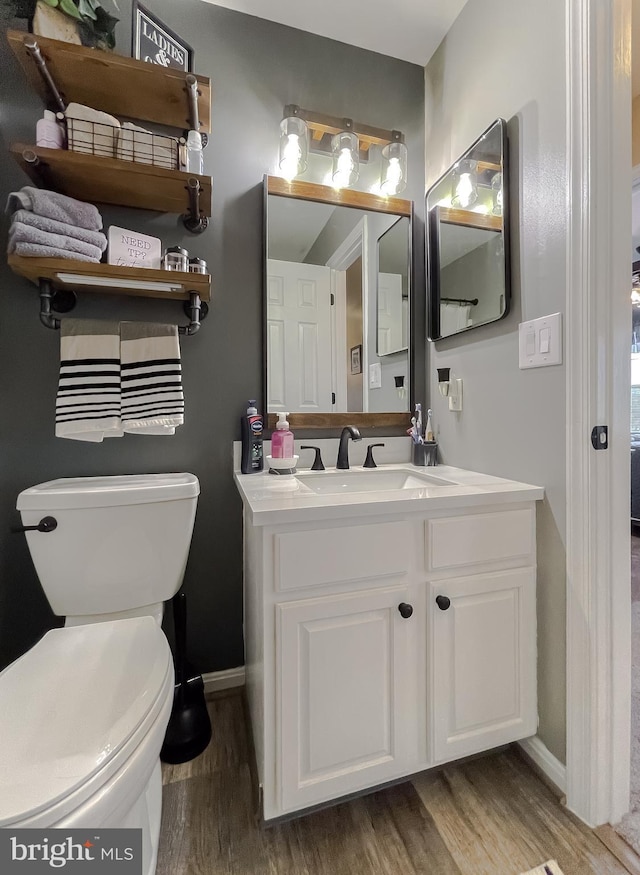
(36, 110), (64, 149)
(271, 412), (294, 459)
(241, 400), (263, 474)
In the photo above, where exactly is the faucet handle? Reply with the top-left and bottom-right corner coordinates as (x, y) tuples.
(363, 443), (385, 469)
(300, 445), (325, 471)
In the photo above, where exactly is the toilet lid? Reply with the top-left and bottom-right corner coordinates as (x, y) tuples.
(0, 617), (172, 826)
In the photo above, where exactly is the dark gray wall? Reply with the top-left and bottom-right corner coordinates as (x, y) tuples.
(0, 1), (425, 672)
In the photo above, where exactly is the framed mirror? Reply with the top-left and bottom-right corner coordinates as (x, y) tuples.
(265, 176), (413, 429)
(426, 118), (509, 340)
(377, 217), (410, 357)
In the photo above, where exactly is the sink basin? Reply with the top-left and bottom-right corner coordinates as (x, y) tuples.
(295, 469), (455, 495)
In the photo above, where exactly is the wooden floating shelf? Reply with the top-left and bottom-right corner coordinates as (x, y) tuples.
(438, 207), (502, 232)
(10, 144), (212, 217)
(267, 176), (411, 218)
(8, 255), (211, 303)
(7, 29), (211, 132)
(267, 412), (410, 431)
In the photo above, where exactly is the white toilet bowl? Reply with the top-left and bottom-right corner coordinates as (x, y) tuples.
(0, 617), (174, 875)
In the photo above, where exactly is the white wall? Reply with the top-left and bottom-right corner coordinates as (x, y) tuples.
(425, 0), (567, 762)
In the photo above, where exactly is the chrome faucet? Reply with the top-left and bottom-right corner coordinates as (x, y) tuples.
(336, 426), (362, 469)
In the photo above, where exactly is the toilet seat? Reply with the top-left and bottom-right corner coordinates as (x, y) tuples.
(0, 617), (173, 828)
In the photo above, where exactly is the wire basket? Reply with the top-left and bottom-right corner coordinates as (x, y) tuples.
(65, 117), (180, 171)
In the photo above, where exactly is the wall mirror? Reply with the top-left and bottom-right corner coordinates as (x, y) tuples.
(265, 176), (413, 429)
(426, 118), (509, 340)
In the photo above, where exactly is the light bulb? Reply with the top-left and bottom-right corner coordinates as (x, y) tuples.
(278, 116), (308, 181)
(334, 148), (354, 188)
(380, 141), (407, 196)
(280, 134), (301, 182)
(451, 159), (478, 208)
(331, 131), (359, 188)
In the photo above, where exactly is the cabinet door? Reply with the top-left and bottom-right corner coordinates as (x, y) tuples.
(277, 586), (418, 813)
(430, 567), (537, 764)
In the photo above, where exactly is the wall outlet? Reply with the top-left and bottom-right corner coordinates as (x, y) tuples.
(369, 363), (382, 389)
(448, 378), (463, 411)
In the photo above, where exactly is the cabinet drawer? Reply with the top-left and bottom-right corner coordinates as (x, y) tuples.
(426, 508), (534, 572)
(274, 521), (411, 591)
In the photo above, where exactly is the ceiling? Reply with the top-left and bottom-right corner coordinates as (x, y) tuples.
(200, 0), (468, 66)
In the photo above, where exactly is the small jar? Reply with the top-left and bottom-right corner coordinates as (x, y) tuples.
(163, 246), (189, 272)
(188, 257), (208, 274)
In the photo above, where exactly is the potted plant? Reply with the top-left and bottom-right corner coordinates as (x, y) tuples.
(6, 0), (120, 50)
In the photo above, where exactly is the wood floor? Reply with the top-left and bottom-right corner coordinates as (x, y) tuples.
(157, 691), (628, 875)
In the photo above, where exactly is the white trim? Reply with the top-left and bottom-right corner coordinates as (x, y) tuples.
(202, 666), (245, 694)
(518, 736), (567, 796)
(326, 217), (370, 412)
(565, 0), (631, 827)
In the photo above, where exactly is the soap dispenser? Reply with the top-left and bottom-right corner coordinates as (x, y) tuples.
(271, 412), (294, 459)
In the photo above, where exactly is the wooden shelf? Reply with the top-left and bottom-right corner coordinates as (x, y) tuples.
(8, 255), (211, 303)
(7, 29), (211, 132)
(439, 207), (502, 232)
(267, 176), (411, 218)
(10, 143), (212, 217)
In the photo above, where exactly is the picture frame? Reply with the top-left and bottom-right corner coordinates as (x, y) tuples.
(350, 344), (362, 375)
(132, 1), (193, 73)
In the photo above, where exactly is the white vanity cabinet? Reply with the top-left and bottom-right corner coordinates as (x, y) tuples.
(237, 467), (543, 821)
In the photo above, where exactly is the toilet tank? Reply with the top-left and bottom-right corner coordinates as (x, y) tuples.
(16, 474), (200, 618)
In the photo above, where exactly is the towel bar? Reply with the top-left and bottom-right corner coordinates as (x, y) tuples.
(37, 279), (208, 335)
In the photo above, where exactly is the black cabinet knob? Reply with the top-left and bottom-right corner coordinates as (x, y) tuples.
(398, 602), (413, 619)
(435, 595), (451, 611)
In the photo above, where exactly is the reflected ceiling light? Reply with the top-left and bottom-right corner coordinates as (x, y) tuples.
(278, 114), (308, 182)
(451, 159), (478, 208)
(331, 129), (359, 189)
(380, 136), (407, 196)
(491, 171), (503, 216)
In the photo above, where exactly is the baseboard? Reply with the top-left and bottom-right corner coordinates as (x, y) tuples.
(517, 736), (567, 796)
(202, 666), (245, 694)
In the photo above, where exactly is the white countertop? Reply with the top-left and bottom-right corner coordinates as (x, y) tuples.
(234, 463), (545, 527)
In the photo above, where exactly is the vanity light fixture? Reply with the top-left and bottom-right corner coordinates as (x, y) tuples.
(331, 128), (359, 189)
(278, 105), (407, 194)
(278, 114), (308, 182)
(380, 136), (408, 196)
(451, 159), (478, 209)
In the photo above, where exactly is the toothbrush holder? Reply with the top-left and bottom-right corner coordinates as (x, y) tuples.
(412, 441), (438, 467)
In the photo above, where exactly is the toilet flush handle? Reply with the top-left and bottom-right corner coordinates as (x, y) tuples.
(11, 516), (57, 534)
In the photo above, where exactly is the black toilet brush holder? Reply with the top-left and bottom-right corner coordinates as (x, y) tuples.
(160, 590), (212, 764)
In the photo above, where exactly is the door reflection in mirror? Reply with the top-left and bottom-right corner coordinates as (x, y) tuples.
(266, 187), (410, 415)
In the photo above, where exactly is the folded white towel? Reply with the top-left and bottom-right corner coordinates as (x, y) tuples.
(120, 322), (184, 435)
(55, 320), (123, 442)
(65, 102), (121, 159)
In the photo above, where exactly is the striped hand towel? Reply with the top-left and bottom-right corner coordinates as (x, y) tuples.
(120, 322), (184, 435)
(55, 320), (123, 442)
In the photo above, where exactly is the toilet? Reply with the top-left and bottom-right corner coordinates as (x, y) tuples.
(0, 473), (200, 875)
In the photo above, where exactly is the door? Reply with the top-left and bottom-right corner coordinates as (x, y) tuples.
(266, 259), (333, 413)
(377, 271), (404, 355)
(430, 567), (537, 764)
(277, 586), (418, 813)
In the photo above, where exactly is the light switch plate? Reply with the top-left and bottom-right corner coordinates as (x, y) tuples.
(369, 363), (382, 389)
(519, 312), (562, 369)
